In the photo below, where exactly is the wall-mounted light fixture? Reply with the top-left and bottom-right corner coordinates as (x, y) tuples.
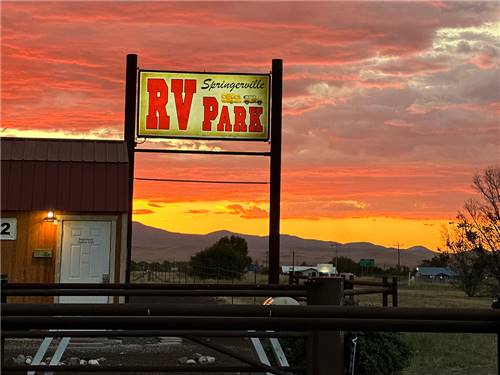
(44, 211), (56, 222)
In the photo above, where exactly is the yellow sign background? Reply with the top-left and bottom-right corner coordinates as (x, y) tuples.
(137, 71), (270, 140)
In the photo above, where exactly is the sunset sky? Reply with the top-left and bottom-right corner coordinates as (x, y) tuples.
(2, 1), (499, 251)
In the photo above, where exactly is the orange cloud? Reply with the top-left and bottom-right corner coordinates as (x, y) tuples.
(226, 204), (269, 219)
(185, 209), (210, 214)
(147, 202), (164, 208)
(132, 209), (155, 215)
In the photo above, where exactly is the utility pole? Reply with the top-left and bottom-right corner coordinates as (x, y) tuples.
(336, 244), (339, 271)
(397, 242), (401, 270)
(331, 243), (339, 271)
(292, 249), (295, 273)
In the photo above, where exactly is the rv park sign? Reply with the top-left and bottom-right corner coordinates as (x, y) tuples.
(137, 71), (270, 140)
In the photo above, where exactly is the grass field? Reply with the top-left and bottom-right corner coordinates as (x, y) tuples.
(357, 282), (498, 375)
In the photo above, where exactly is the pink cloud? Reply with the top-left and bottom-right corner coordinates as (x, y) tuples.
(2, 1), (498, 224)
(469, 53), (496, 69)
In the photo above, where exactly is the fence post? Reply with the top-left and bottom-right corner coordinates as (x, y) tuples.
(392, 276), (398, 307)
(349, 275), (355, 304)
(1, 274), (6, 303)
(342, 275), (354, 305)
(1, 274), (7, 368)
(382, 276), (388, 307)
(307, 277), (344, 375)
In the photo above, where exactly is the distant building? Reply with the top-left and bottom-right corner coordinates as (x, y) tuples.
(415, 267), (457, 282)
(281, 264), (337, 277)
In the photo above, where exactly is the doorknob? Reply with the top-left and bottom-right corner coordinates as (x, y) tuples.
(102, 273), (110, 283)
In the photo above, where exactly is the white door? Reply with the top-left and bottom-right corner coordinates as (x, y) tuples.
(60, 221), (111, 303)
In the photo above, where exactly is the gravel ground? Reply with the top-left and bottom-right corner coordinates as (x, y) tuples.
(4, 297), (277, 373)
(4, 336), (265, 374)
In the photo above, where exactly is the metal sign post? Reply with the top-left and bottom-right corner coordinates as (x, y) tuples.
(268, 59), (283, 284)
(124, 54), (138, 285)
(123, 55), (283, 285)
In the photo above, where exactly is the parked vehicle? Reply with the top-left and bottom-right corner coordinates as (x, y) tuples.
(243, 95), (263, 105)
(221, 93), (242, 104)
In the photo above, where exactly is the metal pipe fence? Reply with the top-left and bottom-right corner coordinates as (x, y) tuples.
(1, 279), (499, 375)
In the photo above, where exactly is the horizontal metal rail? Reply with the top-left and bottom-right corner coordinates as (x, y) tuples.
(3, 289), (306, 297)
(135, 148), (271, 157)
(345, 279), (396, 287)
(3, 316), (498, 333)
(3, 303), (499, 321)
(1, 329), (308, 338)
(1, 365), (304, 373)
(136, 177), (270, 185)
(3, 283), (393, 298)
(344, 287), (392, 296)
(3, 283), (306, 290)
(292, 276), (396, 288)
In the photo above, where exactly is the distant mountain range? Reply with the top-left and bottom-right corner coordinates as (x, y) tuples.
(132, 222), (435, 268)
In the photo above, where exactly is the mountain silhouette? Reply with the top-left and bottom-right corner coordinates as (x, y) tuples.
(132, 221), (435, 268)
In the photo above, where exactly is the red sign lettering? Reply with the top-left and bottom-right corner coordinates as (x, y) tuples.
(217, 106), (232, 132)
(233, 106), (247, 132)
(202, 97), (219, 131)
(146, 79), (170, 129)
(171, 79), (196, 131)
(249, 107), (263, 132)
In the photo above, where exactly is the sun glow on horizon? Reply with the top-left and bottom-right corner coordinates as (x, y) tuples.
(132, 199), (451, 251)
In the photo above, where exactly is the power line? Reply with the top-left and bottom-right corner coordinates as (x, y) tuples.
(135, 177), (269, 185)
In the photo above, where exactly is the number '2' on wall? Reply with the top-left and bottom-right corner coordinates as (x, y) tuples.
(0, 218), (17, 240)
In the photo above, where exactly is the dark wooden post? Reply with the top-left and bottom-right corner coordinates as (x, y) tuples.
(307, 278), (344, 375)
(124, 54), (138, 287)
(382, 276), (388, 307)
(350, 275), (355, 304)
(268, 59), (283, 284)
(1, 275), (7, 367)
(1, 274), (6, 303)
(392, 276), (398, 307)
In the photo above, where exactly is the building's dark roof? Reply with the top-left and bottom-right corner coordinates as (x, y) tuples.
(417, 267), (457, 277)
(1, 138), (129, 212)
(1, 138), (128, 163)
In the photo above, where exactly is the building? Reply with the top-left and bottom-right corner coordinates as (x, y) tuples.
(1, 137), (130, 303)
(281, 264), (337, 277)
(415, 267), (457, 282)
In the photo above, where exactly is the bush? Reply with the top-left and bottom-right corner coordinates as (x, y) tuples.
(279, 331), (411, 375)
(346, 331), (412, 375)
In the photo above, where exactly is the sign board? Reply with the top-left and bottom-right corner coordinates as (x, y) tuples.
(137, 71), (270, 140)
(359, 258), (375, 268)
(0, 218), (17, 240)
(33, 249), (53, 258)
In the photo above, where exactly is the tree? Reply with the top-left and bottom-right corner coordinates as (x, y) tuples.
(419, 253), (450, 267)
(190, 235), (252, 279)
(330, 256), (360, 274)
(443, 166), (500, 296)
